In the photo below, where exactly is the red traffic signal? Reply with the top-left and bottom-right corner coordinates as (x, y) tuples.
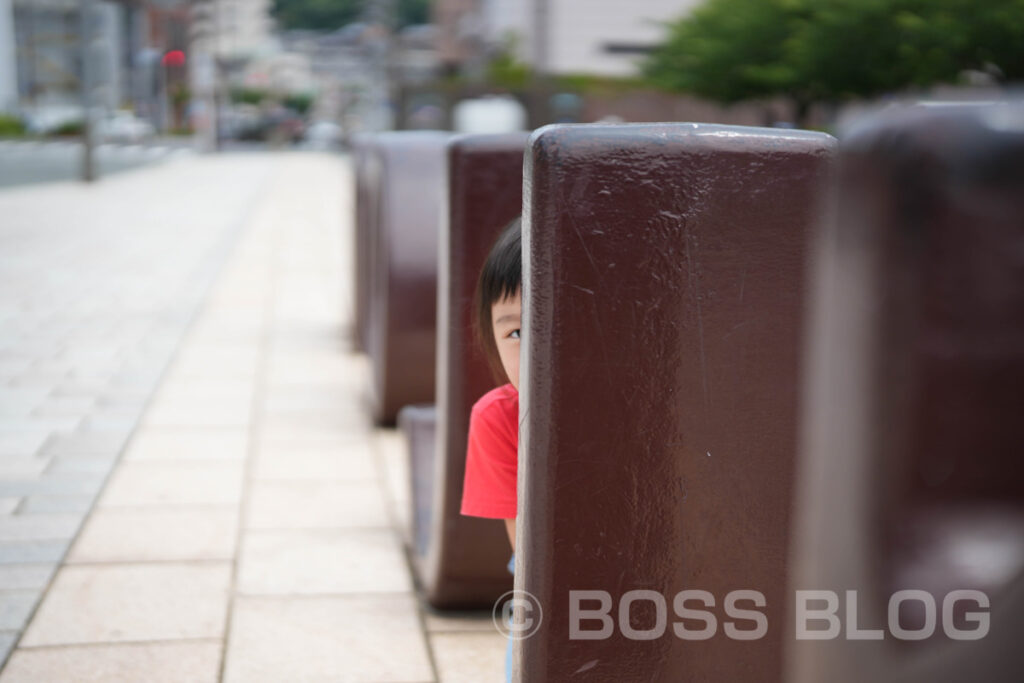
(162, 50), (186, 67)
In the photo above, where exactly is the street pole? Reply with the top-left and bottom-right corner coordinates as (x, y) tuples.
(79, 0), (96, 182)
(529, 0), (551, 127)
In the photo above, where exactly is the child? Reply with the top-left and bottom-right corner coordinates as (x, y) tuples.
(459, 218), (521, 681)
(460, 217), (520, 552)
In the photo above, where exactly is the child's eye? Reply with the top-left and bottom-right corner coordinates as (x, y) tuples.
(508, 329), (520, 340)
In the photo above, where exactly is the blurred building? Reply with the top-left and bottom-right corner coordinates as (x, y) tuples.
(435, 0), (483, 75)
(278, 20), (442, 133)
(483, 0), (701, 77)
(0, 0), (16, 110)
(0, 0), (272, 130)
(2, 0), (188, 124)
(9, 0), (120, 107)
(208, 0), (272, 58)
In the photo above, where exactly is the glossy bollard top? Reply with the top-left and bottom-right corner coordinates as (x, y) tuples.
(366, 131), (451, 424)
(790, 102), (1024, 683)
(416, 133), (531, 607)
(518, 123), (836, 682)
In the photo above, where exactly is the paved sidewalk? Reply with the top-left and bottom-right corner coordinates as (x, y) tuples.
(0, 153), (505, 681)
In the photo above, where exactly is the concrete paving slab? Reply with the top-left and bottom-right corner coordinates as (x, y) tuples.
(0, 640), (222, 683)
(251, 440), (377, 482)
(237, 528), (412, 596)
(20, 563), (231, 646)
(99, 461), (244, 507)
(68, 508), (238, 563)
(122, 428), (248, 462)
(243, 480), (389, 530)
(430, 632), (507, 683)
(223, 595), (433, 683)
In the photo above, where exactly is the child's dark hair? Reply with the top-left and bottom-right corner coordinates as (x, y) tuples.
(475, 217), (522, 381)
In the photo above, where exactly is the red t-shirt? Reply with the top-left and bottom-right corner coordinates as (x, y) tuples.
(460, 383), (519, 519)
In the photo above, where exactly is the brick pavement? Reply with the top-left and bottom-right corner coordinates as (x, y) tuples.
(0, 153), (506, 681)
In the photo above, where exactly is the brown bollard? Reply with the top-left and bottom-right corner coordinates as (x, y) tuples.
(789, 103), (1024, 683)
(366, 131), (451, 425)
(398, 403), (437, 550)
(351, 133), (380, 352)
(410, 133), (530, 608)
(518, 123), (836, 682)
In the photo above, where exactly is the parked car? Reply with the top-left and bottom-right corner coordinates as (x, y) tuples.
(304, 120), (342, 149)
(23, 105), (84, 135)
(96, 111), (155, 143)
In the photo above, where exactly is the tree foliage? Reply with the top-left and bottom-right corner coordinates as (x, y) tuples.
(271, 0), (433, 31)
(396, 0), (431, 27)
(271, 0), (365, 31)
(645, 0), (1024, 111)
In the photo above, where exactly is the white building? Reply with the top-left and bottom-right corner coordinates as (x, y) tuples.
(483, 0), (701, 77)
(211, 0), (274, 59)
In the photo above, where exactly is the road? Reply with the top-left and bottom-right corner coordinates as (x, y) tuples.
(0, 139), (195, 189)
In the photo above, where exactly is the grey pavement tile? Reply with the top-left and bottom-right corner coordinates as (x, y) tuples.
(0, 564), (56, 591)
(0, 631), (15, 666)
(0, 641), (223, 683)
(0, 433), (47, 459)
(0, 457), (51, 479)
(0, 474), (107, 498)
(0, 418), (80, 434)
(0, 541), (70, 565)
(31, 394), (96, 413)
(18, 495), (96, 514)
(223, 594), (433, 683)
(1, 379), (58, 393)
(39, 432), (129, 456)
(0, 389), (50, 417)
(78, 413), (143, 433)
(0, 515), (82, 542)
(49, 380), (115, 398)
(20, 563), (232, 646)
(0, 406), (30, 420)
(0, 499), (18, 515)
(95, 394), (150, 411)
(0, 592), (40, 630)
(43, 454), (118, 476)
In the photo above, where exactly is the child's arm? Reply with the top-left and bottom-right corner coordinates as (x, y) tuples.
(504, 518), (515, 552)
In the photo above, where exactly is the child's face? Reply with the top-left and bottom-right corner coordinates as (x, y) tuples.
(491, 289), (521, 391)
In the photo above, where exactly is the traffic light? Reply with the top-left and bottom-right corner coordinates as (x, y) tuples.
(161, 50), (186, 68)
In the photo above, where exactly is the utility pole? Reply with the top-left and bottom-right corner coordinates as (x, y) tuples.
(189, 0), (218, 151)
(79, 0), (97, 182)
(366, 0), (396, 131)
(528, 0), (550, 127)
(532, 0), (548, 74)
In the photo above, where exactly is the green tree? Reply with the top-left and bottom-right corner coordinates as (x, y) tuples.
(271, 0), (433, 30)
(396, 0), (431, 26)
(644, 0), (806, 108)
(271, 0), (365, 31)
(645, 0), (1024, 124)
